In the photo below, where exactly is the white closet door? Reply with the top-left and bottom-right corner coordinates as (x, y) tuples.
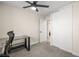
(52, 4), (73, 52)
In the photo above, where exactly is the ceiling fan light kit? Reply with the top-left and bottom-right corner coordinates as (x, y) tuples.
(31, 7), (36, 10)
(23, 1), (49, 12)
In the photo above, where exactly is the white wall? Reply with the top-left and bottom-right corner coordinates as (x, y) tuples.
(73, 2), (79, 56)
(0, 3), (40, 45)
(50, 4), (73, 52)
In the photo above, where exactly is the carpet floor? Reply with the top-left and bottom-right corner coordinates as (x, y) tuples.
(9, 42), (76, 57)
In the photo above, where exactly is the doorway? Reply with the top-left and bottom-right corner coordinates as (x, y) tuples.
(40, 18), (47, 43)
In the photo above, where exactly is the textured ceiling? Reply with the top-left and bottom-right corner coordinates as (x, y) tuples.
(0, 1), (72, 17)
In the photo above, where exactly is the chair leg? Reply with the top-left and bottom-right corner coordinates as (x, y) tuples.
(4, 45), (9, 55)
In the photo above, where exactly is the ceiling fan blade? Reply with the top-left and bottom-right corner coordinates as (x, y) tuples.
(23, 5), (31, 8)
(36, 4), (49, 8)
(26, 1), (32, 5)
(36, 8), (39, 12)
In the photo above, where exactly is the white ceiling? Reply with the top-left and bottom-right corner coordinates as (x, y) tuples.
(0, 1), (72, 17)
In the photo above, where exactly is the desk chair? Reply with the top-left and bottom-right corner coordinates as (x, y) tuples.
(4, 31), (15, 55)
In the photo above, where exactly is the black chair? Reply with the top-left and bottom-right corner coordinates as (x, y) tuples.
(4, 31), (15, 55)
(2, 31), (30, 57)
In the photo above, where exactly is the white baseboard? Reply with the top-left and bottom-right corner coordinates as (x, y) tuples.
(52, 44), (79, 57)
(53, 44), (72, 53)
(72, 52), (79, 57)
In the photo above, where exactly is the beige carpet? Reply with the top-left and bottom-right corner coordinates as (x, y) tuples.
(8, 42), (76, 57)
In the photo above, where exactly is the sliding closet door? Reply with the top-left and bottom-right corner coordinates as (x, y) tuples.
(52, 4), (73, 52)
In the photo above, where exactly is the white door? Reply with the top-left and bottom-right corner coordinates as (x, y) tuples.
(47, 19), (51, 43)
(40, 18), (47, 42)
(47, 18), (53, 45)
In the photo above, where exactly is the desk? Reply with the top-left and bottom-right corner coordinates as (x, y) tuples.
(0, 35), (30, 55)
(10, 35), (30, 51)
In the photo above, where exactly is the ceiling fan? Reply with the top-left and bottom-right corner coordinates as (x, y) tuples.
(23, 1), (49, 12)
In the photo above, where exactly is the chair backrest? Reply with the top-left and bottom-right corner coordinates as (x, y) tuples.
(3, 31), (15, 55)
(7, 31), (15, 44)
